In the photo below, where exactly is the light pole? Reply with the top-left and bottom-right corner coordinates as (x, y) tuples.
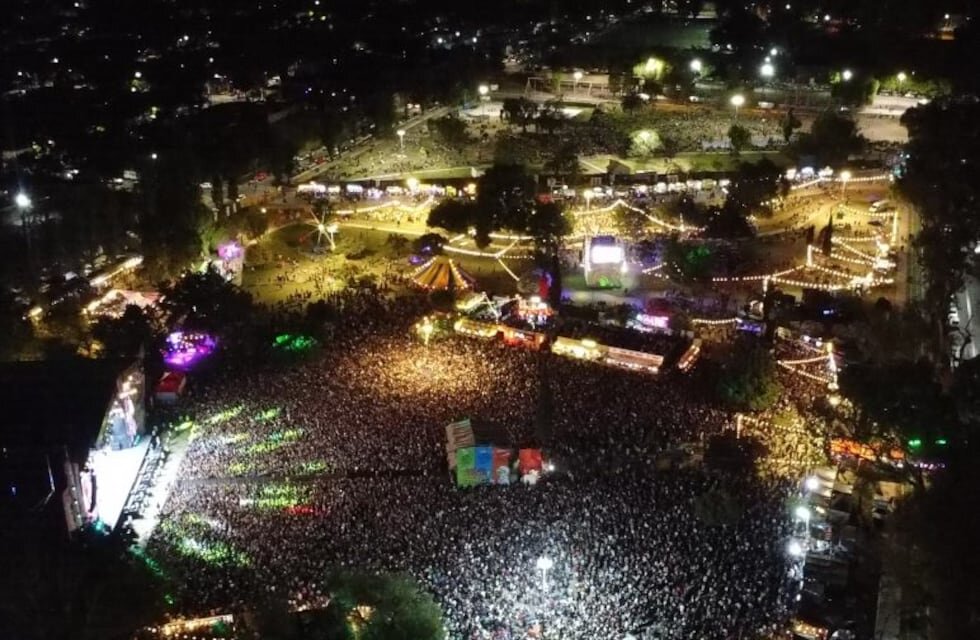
(730, 94), (745, 119)
(896, 71), (907, 90)
(573, 70), (583, 93)
(839, 170), (851, 198)
(15, 191), (35, 280)
(535, 556), (553, 591)
(396, 128), (406, 152)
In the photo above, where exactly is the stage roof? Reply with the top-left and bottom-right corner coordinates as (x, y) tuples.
(0, 358), (135, 457)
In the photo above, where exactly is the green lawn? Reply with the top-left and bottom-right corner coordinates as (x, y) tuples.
(594, 16), (715, 52)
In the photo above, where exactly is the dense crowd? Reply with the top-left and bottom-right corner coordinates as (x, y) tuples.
(148, 292), (800, 639)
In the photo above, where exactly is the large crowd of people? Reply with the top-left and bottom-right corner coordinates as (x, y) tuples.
(147, 289), (803, 640)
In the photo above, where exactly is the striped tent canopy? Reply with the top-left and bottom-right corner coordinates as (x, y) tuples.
(412, 256), (476, 291)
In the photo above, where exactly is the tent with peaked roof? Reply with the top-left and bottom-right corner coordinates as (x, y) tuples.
(412, 256), (476, 291)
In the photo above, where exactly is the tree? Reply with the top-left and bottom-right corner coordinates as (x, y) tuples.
(717, 336), (782, 411)
(500, 97), (538, 133)
(536, 101), (565, 135)
(727, 124), (751, 155)
(780, 108), (801, 143)
(659, 135), (680, 162)
(0, 521), (167, 640)
(473, 164), (535, 247)
(621, 93), (644, 113)
(159, 268), (253, 331)
(91, 304), (159, 358)
(710, 6), (766, 55)
(427, 200), (478, 235)
(831, 75), (880, 108)
(840, 359), (953, 442)
(723, 158), (783, 220)
(137, 149), (211, 280)
(704, 203), (755, 239)
(412, 233), (448, 255)
(0, 292), (36, 360)
(492, 134), (534, 166)
(543, 142), (580, 181)
(428, 115), (470, 150)
(676, 0), (705, 18)
(793, 112), (865, 167)
(527, 201), (572, 256)
(900, 101), (980, 358)
(323, 571), (445, 640)
(664, 236), (716, 281)
(900, 439), (980, 640)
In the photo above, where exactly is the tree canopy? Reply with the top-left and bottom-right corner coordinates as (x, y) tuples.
(717, 336), (782, 411)
(323, 571), (445, 640)
(793, 112), (865, 167)
(900, 100), (980, 356)
(159, 268), (253, 331)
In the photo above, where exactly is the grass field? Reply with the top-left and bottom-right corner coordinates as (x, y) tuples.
(594, 16), (715, 52)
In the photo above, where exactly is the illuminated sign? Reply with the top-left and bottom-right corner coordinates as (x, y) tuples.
(590, 244), (624, 265)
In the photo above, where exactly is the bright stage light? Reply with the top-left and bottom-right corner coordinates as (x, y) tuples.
(787, 540), (804, 557)
(590, 244), (624, 265)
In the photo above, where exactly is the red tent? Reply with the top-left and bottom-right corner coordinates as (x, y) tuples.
(518, 449), (543, 475)
(154, 371), (186, 403)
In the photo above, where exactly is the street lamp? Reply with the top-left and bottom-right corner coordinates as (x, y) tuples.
(896, 71), (907, 88)
(839, 170), (851, 197)
(730, 94), (745, 118)
(794, 505), (811, 522)
(150, 152), (158, 160)
(396, 128), (406, 152)
(536, 556), (554, 590)
(760, 62), (775, 79)
(804, 476), (820, 492)
(15, 192), (32, 209)
(841, 69), (853, 82)
(478, 84), (489, 97)
(573, 70), (583, 92)
(689, 58), (702, 74)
